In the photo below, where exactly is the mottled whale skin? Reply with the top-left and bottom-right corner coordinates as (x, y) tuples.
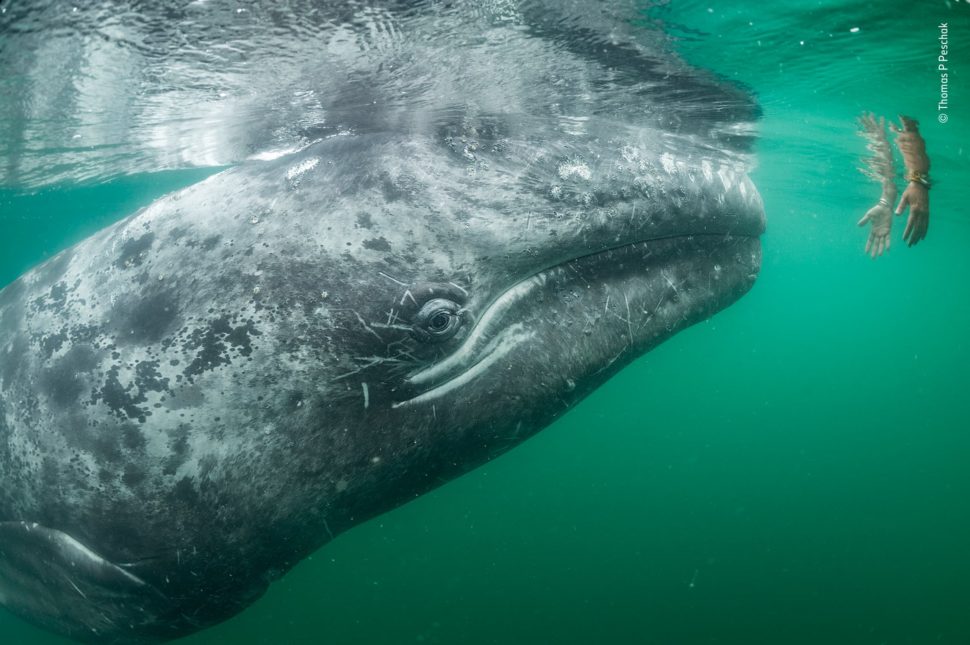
(0, 3), (764, 643)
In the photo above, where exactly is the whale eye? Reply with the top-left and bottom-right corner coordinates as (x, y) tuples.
(413, 298), (462, 342)
(429, 311), (451, 331)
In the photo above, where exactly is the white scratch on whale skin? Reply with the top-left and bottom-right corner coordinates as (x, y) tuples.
(66, 577), (88, 600)
(378, 271), (408, 286)
(353, 310), (384, 342)
(400, 289), (417, 306)
(361, 382), (370, 409)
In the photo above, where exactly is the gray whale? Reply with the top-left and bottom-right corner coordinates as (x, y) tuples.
(0, 1), (765, 642)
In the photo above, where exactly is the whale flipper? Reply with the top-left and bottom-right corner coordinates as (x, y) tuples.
(0, 521), (170, 642)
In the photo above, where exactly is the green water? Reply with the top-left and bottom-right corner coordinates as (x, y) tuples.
(2, 1), (969, 643)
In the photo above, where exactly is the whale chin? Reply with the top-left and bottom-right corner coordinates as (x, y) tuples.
(581, 232), (762, 355)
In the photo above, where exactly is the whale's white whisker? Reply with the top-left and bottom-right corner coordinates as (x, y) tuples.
(352, 310), (384, 342)
(624, 293), (633, 347)
(369, 322), (412, 331)
(400, 290), (418, 306)
(65, 577), (88, 600)
(377, 271), (408, 286)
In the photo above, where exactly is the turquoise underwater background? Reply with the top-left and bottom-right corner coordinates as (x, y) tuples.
(1, 1), (969, 643)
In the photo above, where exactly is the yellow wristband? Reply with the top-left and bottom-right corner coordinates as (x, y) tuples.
(907, 172), (931, 189)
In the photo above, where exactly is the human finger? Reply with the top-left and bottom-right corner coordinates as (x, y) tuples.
(858, 212), (871, 227)
(903, 214), (914, 242)
(908, 227), (918, 246)
(912, 216), (927, 246)
(895, 194), (909, 215)
(865, 235), (873, 255)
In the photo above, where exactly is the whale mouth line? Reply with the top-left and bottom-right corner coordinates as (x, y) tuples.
(391, 326), (536, 409)
(393, 231), (761, 408)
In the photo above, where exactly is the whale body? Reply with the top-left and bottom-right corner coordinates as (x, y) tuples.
(0, 1), (764, 642)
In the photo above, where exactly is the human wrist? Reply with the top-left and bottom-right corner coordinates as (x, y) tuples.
(906, 171), (931, 190)
(880, 180), (897, 205)
(904, 149), (929, 174)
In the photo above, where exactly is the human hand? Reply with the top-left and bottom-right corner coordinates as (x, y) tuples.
(857, 201), (893, 257)
(895, 182), (929, 246)
(859, 112), (889, 143)
(857, 113), (894, 181)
